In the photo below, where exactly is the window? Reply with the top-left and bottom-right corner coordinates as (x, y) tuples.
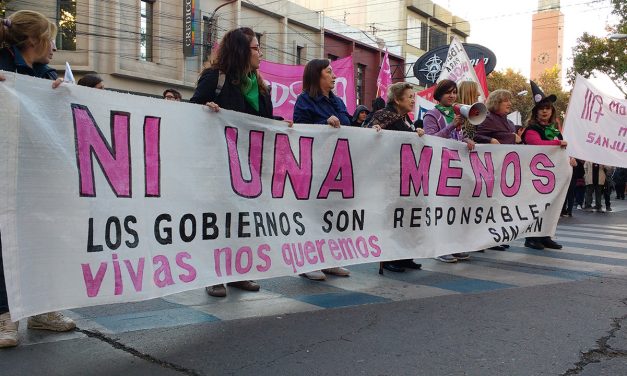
(420, 23), (428, 50)
(429, 27), (447, 49)
(57, 0), (76, 51)
(355, 63), (365, 105)
(296, 45), (304, 65)
(140, 0), (154, 61)
(406, 17), (422, 50)
(255, 32), (263, 50)
(327, 53), (338, 61)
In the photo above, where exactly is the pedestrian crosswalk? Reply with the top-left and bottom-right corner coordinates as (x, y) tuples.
(16, 202), (627, 346)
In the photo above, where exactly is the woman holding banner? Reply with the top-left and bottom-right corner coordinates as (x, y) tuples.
(0, 10), (74, 348)
(423, 79), (473, 263)
(474, 89), (521, 145)
(293, 59), (351, 128)
(472, 88), (524, 251)
(370, 82), (425, 273)
(190, 27), (272, 297)
(522, 81), (568, 251)
(292, 58), (351, 280)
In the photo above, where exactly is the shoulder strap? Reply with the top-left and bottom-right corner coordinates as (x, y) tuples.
(215, 71), (226, 97)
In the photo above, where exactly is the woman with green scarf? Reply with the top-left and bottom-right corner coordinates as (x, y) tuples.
(522, 81), (568, 251)
(423, 79), (476, 150)
(423, 79), (474, 263)
(191, 27), (272, 119)
(190, 27), (272, 298)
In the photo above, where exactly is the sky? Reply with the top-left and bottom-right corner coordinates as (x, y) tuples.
(432, 0), (623, 97)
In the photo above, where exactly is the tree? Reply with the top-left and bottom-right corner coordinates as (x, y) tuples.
(569, 0), (627, 98)
(0, 1), (11, 18)
(487, 66), (570, 124)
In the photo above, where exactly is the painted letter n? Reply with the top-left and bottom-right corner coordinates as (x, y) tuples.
(72, 104), (131, 197)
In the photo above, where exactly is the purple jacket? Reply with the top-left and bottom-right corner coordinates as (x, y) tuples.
(475, 112), (517, 144)
(423, 108), (463, 140)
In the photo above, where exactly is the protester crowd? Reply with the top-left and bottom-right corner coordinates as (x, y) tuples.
(1, 17), (624, 348)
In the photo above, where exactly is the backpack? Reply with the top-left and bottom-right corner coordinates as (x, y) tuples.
(214, 71), (226, 98)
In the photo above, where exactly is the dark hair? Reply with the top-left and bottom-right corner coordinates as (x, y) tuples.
(372, 97), (386, 112)
(206, 27), (267, 95)
(163, 88), (182, 100)
(77, 74), (103, 88)
(527, 103), (557, 126)
(302, 58), (330, 98)
(433, 79), (457, 102)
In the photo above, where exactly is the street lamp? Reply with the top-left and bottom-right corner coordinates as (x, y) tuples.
(608, 33), (627, 40)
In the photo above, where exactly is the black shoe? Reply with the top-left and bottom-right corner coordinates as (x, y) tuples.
(489, 245), (506, 251)
(399, 259), (422, 269)
(382, 262), (405, 273)
(541, 238), (563, 249)
(524, 240), (545, 250)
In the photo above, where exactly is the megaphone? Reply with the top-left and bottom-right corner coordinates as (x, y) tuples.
(453, 102), (487, 125)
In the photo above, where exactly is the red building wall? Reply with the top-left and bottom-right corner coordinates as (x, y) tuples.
(324, 32), (405, 112)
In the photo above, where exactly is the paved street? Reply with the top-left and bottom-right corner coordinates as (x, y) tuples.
(1, 201), (626, 375)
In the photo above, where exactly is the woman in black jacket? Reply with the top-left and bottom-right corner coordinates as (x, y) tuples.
(370, 82), (425, 273)
(190, 27), (272, 119)
(190, 27), (270, 298)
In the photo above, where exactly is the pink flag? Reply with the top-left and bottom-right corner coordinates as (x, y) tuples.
(259, 56), (356, 121)
(376, 50), (393, 98)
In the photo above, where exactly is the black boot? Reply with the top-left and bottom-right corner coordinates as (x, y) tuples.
(399, 259), (422, 270)
(524, 238), (545, 250)
(541, 237), (563, 249)
(382, 262), (405, 273)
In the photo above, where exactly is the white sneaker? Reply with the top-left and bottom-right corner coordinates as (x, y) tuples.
(300, 270), (326, 280)
(27, 311), (76, 332)
(0, 312), (19, 348)
(322, 267), (351, 276)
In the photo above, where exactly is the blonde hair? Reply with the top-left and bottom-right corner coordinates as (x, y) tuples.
(485, 89), (512, 112)
(387, 82), (413, 104)
(457, 81), (480, 106)
(0, 10), (57, 58)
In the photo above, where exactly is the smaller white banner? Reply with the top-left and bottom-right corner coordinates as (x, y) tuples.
(563, 75), (627, 168)
(437, 37), (486, 100)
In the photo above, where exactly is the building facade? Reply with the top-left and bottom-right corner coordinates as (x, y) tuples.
(530, 0), (564, 80)
(323, 17), (404, 108)
(293, 0), (470, 87)
(4, 0), (323, 98)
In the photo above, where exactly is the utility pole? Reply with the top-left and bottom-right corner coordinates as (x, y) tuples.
(203, 0), (237, 63)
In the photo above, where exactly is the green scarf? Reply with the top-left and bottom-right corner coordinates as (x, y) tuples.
(435, 104), (455, 124)
(240, 73), (260, 112)
(544, 123), (561, 140)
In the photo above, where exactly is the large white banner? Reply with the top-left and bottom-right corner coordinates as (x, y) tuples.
(563, 75), (627, 168)
(0, 72), (570, 319)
